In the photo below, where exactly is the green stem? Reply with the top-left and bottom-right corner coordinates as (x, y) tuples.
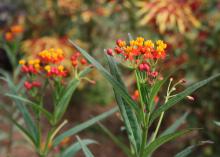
(135, 70), (145, 123)
(150, 96), (169, 143)
(139, 113), (150, 157)
(150, 112), (164, 142)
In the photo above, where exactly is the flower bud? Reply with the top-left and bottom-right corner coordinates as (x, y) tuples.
(187, 96), (194, 101)
(139, 64), (145, 71)
(143, 63), (150, 72)
(24, 81), (32, 90)
(80, 58), (87, 65)
(151, 71), (158, 77)
(107, 48), (113, 56)
(114, 47), (123, 54)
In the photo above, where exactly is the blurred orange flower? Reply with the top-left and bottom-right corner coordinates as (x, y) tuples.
(137, 0), (201, 34)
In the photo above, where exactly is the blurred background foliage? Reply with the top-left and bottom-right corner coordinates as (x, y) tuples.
(0, 0), (220, 156)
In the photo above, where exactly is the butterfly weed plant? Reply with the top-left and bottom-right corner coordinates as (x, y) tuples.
(71, 35), (220, 157)
(0, 48), (118, 157)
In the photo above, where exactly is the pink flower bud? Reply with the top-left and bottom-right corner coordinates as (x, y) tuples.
(24, 81), (32, 90)
(107, 49), (113, 56)
(139, 64), (145, 71)
(143, 63), (150, 72)
(114, 47), (123, 54)
(151, 71), (158, 77)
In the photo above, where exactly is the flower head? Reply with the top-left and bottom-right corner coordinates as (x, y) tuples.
(19, 48), (89, 91)
(137, 0), (201, 33)
(107, 36), (168, 85)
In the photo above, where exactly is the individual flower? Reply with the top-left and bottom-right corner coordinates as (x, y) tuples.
(132, 90), (139, 101)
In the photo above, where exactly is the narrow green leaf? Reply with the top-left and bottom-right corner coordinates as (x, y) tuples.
(0, 73), (39, 146)
(53, 107), (118, 146)
(69, 40), (140, 114)
(144, 129), (194, 156)
(76, 136), (94, 157)
(149, 77), (167, 112)
(61, 139), (97, 157)
(5, 93), (52, 120)
(0, 103), (35, 145)
(106, 54), (141, 153)
(175, 141), (213, 157)
(150, 74), (220, 125)
(54, 67), (92, 123)
(160, 112), (189, 137)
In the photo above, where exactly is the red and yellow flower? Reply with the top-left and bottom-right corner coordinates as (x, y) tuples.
(19, 48), (88, 91)
(107, 36), (167, 84)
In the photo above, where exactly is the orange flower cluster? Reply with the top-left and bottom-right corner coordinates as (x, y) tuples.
(5, 25), (24, 41)
(137, 0), (201, 33)
(19, 48), (88, 90)
(38, 48), (64, 63)
(107, 37), (167, 78)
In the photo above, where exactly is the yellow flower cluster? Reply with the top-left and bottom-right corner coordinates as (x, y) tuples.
(144, 40), (154, 48)
(38, 48), (64, 63)
(156, 40), (167, 52)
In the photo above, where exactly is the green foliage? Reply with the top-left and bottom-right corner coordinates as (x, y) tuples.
(60, 139), (97, 157)
(76, 136), (95, 157)
(72, 41), (220, 157)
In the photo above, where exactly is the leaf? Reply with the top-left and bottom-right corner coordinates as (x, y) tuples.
(214, 121), (220, 127)
(150, 74), (220, 125)
(148, 77), (167, 112)
(160, 112), (189, 137)
(69, 40), (140, 114)
(53, 107), (118, 146)
(144, 129), (194, 156)
(54, 67), (92, 124)
(5, 93), (52, 120)
(174, 141), (213, 157)
(0, 72), (39, 146)
(76, 136), (94, 157)
(0, 103), (35, 145)
(106, 54), (141, 153)
(61, 139), (97, 157)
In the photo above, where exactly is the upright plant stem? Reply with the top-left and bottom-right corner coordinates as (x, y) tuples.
(139, 113), (150, 157)
(150, 96), (169, 143)
(135, 70), (150, 157)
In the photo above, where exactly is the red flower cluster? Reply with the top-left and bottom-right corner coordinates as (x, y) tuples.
(19, 48), (88, 91)
(71, 52), (87, 67)
(24, 81), (41, 90)
(107, 37), (167, 79)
